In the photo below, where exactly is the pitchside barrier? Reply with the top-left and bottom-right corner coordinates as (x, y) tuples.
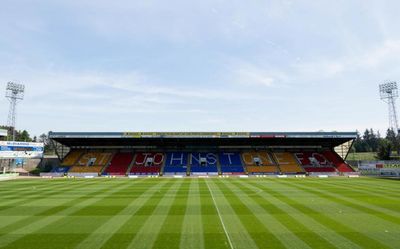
(40, 172), (65, 178)
(359, 161), (400, 177)
(0, 173), (19, 181)
(308, 172), (339, 177)
(67, 172), (99, 178)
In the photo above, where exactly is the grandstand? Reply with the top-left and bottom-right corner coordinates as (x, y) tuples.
(49, 131), (356, 177)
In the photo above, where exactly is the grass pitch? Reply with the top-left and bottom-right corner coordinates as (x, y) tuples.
(0, 177), (399, 249)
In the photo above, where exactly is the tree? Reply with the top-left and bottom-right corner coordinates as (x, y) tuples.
(368, 128), (379, 152)
(386, 128), (400, 153)
(353, 130), (365, 152)
(362, 129), (372, 152)
(39, 133), (54, 154)
(17, 130), (32, 142)
(376, 139), (392, 160)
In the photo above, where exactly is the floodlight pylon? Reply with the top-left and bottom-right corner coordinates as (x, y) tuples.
(5, 82), (25, 141)
(380, 81), (399, 134)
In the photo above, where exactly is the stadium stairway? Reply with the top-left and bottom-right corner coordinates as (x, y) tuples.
(241, 151), (279, 175)
(188, 152), (219, 175)
(219, 152), (245, 175)
(102, 152), (134, 176)
(323, 151), (354, 172)
(125, 153), (138, 175)
(293, 152), (337, 173)
(273, 152), (305, 174)
(129, 152), (164, 175)
(69, 151), (113, 174)
(61, 150), (83, 166)
(99, 152), (116, 175)
(163, 152), (189, 176)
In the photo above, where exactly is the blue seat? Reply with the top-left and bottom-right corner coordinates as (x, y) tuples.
(189, 152), (218, 174)
(219, 152), (244, 173)
(164, 152), (188, 174)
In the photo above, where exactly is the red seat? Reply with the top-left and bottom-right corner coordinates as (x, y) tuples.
(322, 151), (354, 172)
(304, 167), (336, 172)
(104, 153), (134, 175)
(130, 166), (160, 174)
(129, 152), (164, 175)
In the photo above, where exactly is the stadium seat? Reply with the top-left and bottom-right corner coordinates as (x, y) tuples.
(103, 152), (134, 175)
(75, 152), (113, 166)
(219, 152), (244, 174)
(164, 152), (188, 174)
(69, 166), (103, 173)
(322, 151), (354, 172)
(129, 152), (164, 175)
(70, 151), (113, 173)
(189, 152), (218, 174)
(273, 152), (305, 173)
(294, 152), (337, 173)
(241, 151), (279, 174)
(61, 150), (83, 166)
(303, 167), (336, 172)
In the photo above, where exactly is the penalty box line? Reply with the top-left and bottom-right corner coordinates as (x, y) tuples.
(205, 179), (234, 249)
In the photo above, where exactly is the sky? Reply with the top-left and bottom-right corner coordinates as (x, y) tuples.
(0, 0), (398, 137)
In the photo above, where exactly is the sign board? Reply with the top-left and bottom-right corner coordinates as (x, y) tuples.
(359, 161), (400, 176)
(359, 161), (400, 169)
(0, 129), (7, 137)
(0, 141), (44, 159)
(122, 132), (250, 138)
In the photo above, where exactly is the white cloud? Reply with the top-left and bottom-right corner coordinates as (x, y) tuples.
(1, 0), (399, 135)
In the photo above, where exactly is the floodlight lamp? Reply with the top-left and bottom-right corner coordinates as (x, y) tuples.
(5, 82), (25, 100)
(380, 81), (398, 99)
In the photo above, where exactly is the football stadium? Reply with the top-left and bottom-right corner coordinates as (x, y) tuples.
(1, 131), (400, 248)
(1, 1), (400, 249)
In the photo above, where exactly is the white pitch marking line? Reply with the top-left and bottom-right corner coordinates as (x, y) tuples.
(205, 179), (234, 249)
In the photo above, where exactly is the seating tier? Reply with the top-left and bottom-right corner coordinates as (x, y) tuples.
(104, 152), (134, 175)
(274, 152), (304, 173)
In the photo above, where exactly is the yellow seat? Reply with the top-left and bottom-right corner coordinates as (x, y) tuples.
(61, 150), (83, 166)
(69, 166), (103, 173)
(273, 152), (304, 173)
(76, 152), (112, 166)
(241, 151), (279, 173)
(246, 166), (279, 173)
(241, 151), (275, 166)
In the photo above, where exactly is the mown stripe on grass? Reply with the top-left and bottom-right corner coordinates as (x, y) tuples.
(152, 180), (190, 249)
(306, 179), (400, 209)
(236, 179), (361, 249)
(0, 179), (141, 248)
(313, 179), (400, 205)
(125, 179), (185, 249)
(318, 178), (400, 197)
(198, 179), (230, 249)
(356, 178), (400, 190)
(179, 179), (204, 249)
(282, 179), (400, 226)
(206, 179), (259, 249)
(206, 179), (234, 249)
(227, 179), (337, 249)
(252, 179), (391, 249)
(218, 179), (309, 249)
(0, 180), (103, 231)
(0, 179), (75, 196)
(277, 179), (400, 248)
(74, 179), (172, 249)
(0, 179), (98, 212)
(100, 179), (179, 249)
(0, 180), (99, 230)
